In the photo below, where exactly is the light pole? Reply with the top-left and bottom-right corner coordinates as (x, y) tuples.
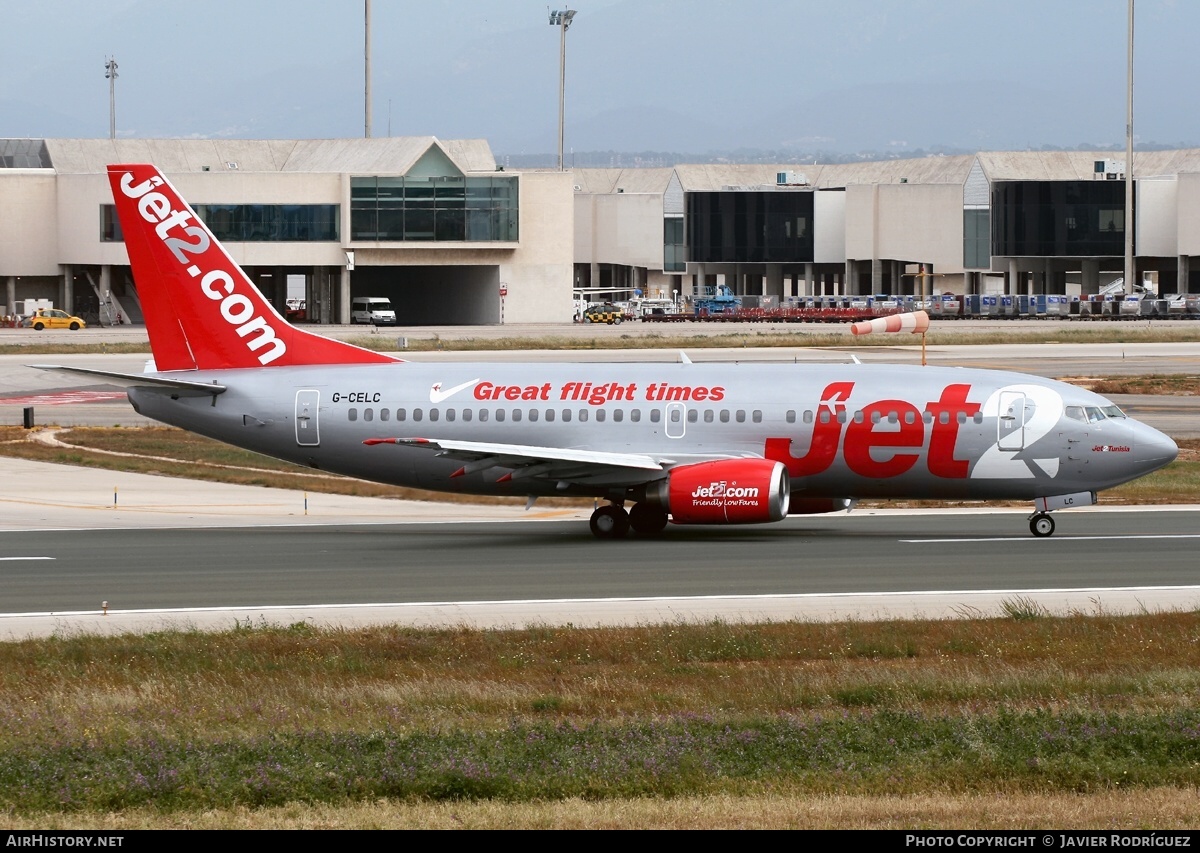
(104, 57), (118, 140)
(1124, 0), (1135, 294)
(548, 9), (576, 172)
(364, 0), (372, 138)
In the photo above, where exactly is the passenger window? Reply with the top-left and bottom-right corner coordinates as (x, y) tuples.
(429, 409), (439, 422)
(562, 409), (572, 422)
(786, 410), (796, 424)
(446, 409), (455, 422)
(704, 410), (714, 423)
(630, 410), (641, 423)
(380, 408), (390, 422)
(348, 408), (358, 422)
(649, 410), (660, 423)
(939, 411), (950, 425)
(462, 409), (472, 422)
(904, 411), (915, 425)
(720, 410), (730, 423)
(413, 409), (423, 422)
(545, 409), (555, 422)
(923, 411), (933, 424)
(364, 408), (374, 422)
(529, 409), (539, 422)
(479, 409), (489, 422)
(512, 409), (522, 422)
(496, 409), (505, 422)
(837, 411), (847, 424)
(595, 410), (605, 422)
(956, 412), (966, 424)
(818, 410), (829, 424)
(736, 410), (746, 423)
(396, 408), (406, 421)
(613, 410), (623, 422)
(688, 409), (698, 423)
(669, 409), (680, 423)
(579, 410), (588, 422)
(804, 410), (814, 424)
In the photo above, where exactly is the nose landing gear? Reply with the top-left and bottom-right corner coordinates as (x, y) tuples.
(1028, 512), (1055, 537)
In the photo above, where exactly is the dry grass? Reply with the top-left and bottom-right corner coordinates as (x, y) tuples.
(4, 615), (1200, 827)
(7, 789), (1200, 829)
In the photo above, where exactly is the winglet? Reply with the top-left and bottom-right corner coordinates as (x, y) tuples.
(107, 164), (398, 371)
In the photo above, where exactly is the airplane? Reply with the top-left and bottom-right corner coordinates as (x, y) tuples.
(36, 164), (1179, 540)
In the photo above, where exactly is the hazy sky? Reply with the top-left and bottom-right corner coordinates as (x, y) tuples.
(3, 0), (1197, 158)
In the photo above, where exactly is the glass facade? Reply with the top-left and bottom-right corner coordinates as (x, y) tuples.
(100, 204), (339, 242)
(350, 176), (519, 242)
(991, 181), (1128, 256)
(963, 208), (990, 269)
(686, 191), (814, 263)
(663, 217), (684, 271)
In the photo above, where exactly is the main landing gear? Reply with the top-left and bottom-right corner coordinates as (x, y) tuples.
(1028, 512), (1055, 538)
(589, 502), (669, 539)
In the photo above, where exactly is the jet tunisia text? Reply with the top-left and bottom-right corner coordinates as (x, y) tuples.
(765, 382), (981, 480)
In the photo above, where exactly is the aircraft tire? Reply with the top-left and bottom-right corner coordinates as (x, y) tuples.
(590, 505), (630, 539)
(628, 502), (668, 536)
(1029, 513), (1055, 537)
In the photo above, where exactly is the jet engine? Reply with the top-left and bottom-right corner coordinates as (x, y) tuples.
(643, 458), (790, 525)
(788, 497), (854, 515)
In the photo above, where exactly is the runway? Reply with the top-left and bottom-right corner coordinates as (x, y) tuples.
(0, 335), (1196, 638)
(0, 454), (1197, 638)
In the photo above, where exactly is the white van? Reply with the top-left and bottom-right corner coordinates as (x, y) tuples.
(350, 296), (397, 326)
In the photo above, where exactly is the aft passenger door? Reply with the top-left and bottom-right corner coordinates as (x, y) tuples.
(665, 402), (686, 439)
(295, 390), (320, 446)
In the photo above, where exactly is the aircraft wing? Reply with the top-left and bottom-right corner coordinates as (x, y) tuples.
(364, 436), (674, 487)
(29, 365), (227, 397)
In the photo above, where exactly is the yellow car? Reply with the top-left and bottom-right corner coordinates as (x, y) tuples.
(26, 309), (86, 331)
(583, 303), (624, 325)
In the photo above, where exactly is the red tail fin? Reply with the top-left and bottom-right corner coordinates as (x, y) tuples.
(107, 164), (396, 371)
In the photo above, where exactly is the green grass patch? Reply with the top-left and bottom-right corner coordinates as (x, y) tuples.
(4, 615), (1200, 812)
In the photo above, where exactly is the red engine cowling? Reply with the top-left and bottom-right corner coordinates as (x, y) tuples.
(646, 458), (790, 525)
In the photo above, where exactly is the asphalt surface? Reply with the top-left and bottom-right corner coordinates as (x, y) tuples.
(0, 324), (1197, 638)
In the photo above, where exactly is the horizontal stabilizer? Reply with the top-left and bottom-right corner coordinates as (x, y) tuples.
(29, 365), (226, 396)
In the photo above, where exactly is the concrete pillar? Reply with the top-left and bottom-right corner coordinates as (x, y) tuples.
(99, 265), (112, 325)
(61, 265), (73, 313)
(5, 276), (15, 317)
(765, 263), (783, 299)
(1081, 258), (1101, 296)
(804, 263), (814, 297)
(870, 258), (883, 294)
(1179, 255), (1191, 294)
(844, 260), (856, 295)
(1003, 259), (1015, 296)
(339, 266), (352, 323)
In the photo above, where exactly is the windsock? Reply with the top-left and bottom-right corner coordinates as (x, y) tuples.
(850, 309), (930, 336)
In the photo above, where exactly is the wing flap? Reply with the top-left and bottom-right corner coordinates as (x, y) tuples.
(364, 436), (667, 486)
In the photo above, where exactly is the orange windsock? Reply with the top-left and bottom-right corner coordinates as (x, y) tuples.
(850, 310), (930, 336)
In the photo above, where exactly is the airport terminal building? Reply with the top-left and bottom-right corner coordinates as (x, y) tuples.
(3, 137), (1200, 325)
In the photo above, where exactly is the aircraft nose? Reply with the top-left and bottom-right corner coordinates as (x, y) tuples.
(1133, 422), (1178, 472)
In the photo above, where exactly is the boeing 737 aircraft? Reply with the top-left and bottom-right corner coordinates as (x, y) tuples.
(37, 164), (1179, 539)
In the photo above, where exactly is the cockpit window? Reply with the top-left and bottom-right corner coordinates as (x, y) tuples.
(1085, 406), (1106, 423)
(1065, 405), (1086, 422)
(1101, 405), (1127, 419)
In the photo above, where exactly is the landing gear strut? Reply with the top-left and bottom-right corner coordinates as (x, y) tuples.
(1028, 512), (1055, 538)
(589, 504), (630, 539)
